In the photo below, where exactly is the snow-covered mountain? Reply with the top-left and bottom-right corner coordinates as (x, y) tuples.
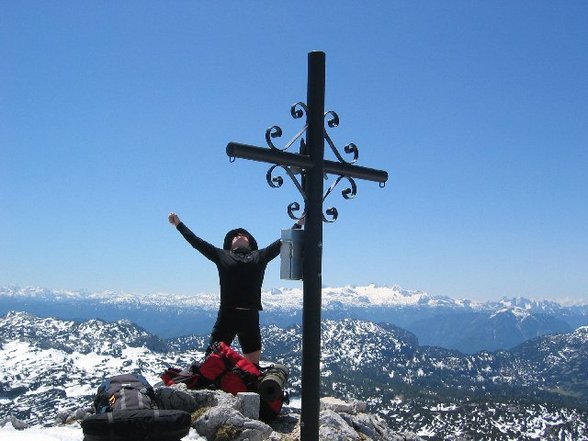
(1, 284), (587, 353)
(1, 312), (587, 439)
(4, 284), (576, 311)
(0, 312), (204, 426)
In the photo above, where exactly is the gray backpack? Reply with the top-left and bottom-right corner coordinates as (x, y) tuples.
(93, 374), (156, 413)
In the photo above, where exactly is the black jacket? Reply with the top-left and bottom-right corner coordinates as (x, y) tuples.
(176, 223), (280, 310)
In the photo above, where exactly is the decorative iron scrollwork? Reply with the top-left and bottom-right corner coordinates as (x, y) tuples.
(323, 111), (359, 165)
(322, 175), (357, 223)
(266, 164), (307, 221)
(265, 102), (309, 152)
(319, 110), (361, 222)
(262, 103), (368, 222)
(263, 102), (309, 220)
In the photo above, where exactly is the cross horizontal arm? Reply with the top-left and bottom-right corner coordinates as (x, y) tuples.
(324, 159), (388, 184)
(227, 142), (313, 169)
(227, 142), (388, 184)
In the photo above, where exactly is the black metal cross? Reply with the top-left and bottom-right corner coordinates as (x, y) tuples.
(226, 51), (388, 441)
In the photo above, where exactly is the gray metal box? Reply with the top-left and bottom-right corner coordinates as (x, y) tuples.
(280, 228), (304, 280)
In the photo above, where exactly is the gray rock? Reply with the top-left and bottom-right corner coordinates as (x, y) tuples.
(319, 409), (361, 441)
(339, 411), (399, 441)
(236, 392), (260, 420)
(189, 388), (239, 409)
(318, 396), (420, 441)
(156, 386), (200, 412)
(9, 415), (29, 430)
(195, 406), (273, 441)
(320, 396), (366, 415)
(54, 410), (70, 424)
(54, 406), (92, 425)
(66, 407), (91, 424)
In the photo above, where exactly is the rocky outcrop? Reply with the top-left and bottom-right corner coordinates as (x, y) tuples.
(318, 397), (421, 441)
(155, 385), (422, 440)
(3, 384), (421, 440)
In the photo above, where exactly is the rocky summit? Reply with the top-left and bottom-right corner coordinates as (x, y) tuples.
(3, 386), (415, 441)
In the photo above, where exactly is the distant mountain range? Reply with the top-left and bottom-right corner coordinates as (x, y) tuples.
(2, 285), (587, 353)
(1, 311), (587, 439)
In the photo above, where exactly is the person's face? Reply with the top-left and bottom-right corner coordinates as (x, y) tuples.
(231, 233), (250, 250)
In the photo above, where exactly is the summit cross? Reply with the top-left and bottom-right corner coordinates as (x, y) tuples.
(226, 51), (388, 441)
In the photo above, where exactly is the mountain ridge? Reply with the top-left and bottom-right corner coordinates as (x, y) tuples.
(4, 283), (587, 310)
(2, 284), (587, 354)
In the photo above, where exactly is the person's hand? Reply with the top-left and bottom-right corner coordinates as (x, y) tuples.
(168, 212), (180, 226)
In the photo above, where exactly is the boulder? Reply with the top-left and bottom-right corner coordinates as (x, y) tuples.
(195, 406), (273, 441)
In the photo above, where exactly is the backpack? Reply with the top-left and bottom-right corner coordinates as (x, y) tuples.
(161, 360), (210, 390)
(81, 410), (191, 441)
(93, 374), (156, 413)
(161, 342), (289, 422)
(82, 373), (191, 441)
(198, 341), (261, 394)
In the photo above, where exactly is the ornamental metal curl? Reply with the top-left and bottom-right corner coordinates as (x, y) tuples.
(324, 207), (338, 223)
(266, 164), (307, 221)
(321, 175), (357, 223)
(291, 101), (308, 120)
(287, 201), (305, 221)
(323, 111), (359, 165)
(265, 102), (309, 152)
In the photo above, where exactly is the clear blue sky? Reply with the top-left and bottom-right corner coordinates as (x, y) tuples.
(1, 1), (587, 302)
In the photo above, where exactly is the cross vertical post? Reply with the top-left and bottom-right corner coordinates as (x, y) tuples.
(300, 50), (325, 440)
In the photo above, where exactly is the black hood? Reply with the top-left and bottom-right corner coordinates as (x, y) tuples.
(223, 228), (258, 251)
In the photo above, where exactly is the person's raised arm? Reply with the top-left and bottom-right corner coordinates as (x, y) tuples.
(168, 212), (218, 261)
